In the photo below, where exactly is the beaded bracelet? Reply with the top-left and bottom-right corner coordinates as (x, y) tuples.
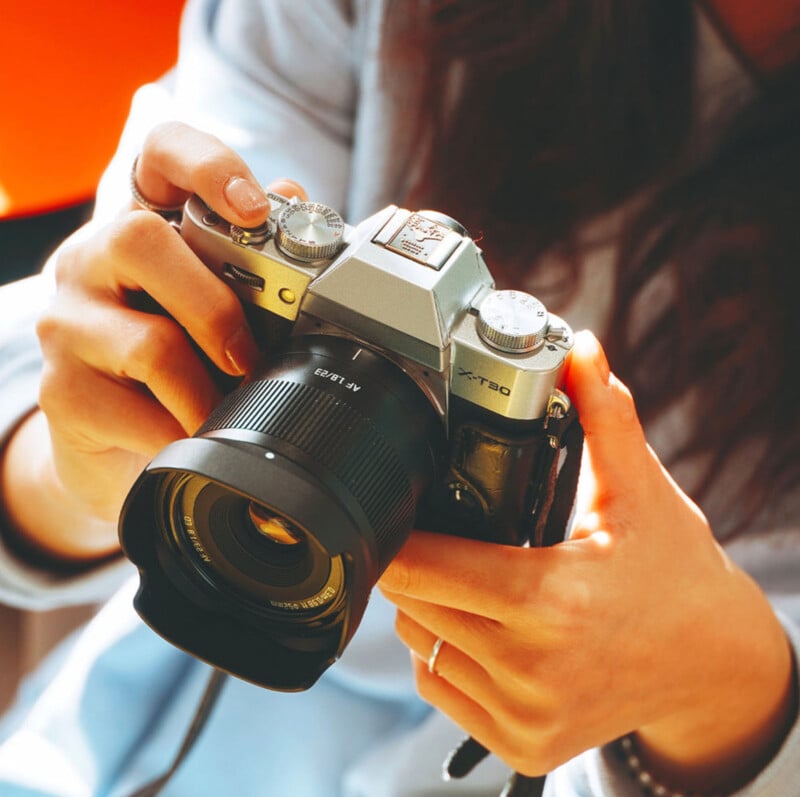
(617, 735), (722, 797)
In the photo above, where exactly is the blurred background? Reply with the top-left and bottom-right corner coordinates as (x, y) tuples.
(0, 1), (185, 712)
(0, 1), (184, 284)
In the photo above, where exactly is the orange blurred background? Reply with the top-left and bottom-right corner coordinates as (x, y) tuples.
(0, 1), (184, 219)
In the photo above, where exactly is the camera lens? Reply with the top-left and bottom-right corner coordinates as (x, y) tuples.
(191, 335), (443, 575)
(119, 334), (445, 688)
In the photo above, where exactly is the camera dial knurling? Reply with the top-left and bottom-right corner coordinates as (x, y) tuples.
(230, 221), (272, 246)
(477, 290), (549, 354)
(276, 201), (346, 261)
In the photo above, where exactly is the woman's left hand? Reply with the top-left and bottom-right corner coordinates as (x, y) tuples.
(378, 331), (796, 792)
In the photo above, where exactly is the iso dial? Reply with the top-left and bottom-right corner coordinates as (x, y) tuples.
(477, 290), (549, 353)
(276, 201), (345, 261)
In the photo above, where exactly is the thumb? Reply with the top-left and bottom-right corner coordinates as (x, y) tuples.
(563, 330), (650, 495)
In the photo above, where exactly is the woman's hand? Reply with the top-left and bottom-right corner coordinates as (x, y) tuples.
(379, 331), (796, 793)
(0, 121), (306, 562)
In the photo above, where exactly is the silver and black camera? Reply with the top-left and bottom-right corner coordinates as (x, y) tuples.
(119, 194), (579, 691)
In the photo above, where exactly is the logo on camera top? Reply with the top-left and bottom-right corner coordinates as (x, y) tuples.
(383, 213), (463, 269)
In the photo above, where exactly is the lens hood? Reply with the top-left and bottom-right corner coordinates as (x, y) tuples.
(119, 336), (444, 691)
(120, 435), (376, 690)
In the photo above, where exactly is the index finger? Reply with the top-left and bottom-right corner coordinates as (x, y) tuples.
(379, 530), (562, 620)
(134, 121), (271, 227)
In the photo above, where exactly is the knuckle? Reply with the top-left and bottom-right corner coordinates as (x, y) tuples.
(490, 641), (541, 694)
(94, 214), (172, 286)
(37, 367), (58, 419)
(495, 549), (537, 606)
(188, 138), (249, 196)
(506, 715), (566, 776)
(51, 223), (125, 292)
(51, 240), (80, 287)
(196, 291), (245, 339)
(414, 671), (438, 704)
(497, 734), (549, 777)
(381, 557), (417, 596)
(121, 316), (185, 384)
(555, 574), (594, 623)
(108, 210), (169, 260)
(35, 308), (61, 351)
(38, 364), (78, 426)
(536, 721), (571, 773)
(194, 148), (235, 190)
(392, 610), (411, 642)
(144, 120), (193, 156)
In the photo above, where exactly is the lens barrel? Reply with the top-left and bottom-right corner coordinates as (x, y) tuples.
(119, 335), (444, 690)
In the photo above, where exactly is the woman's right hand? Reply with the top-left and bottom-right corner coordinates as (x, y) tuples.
(0, 121), (304, 562)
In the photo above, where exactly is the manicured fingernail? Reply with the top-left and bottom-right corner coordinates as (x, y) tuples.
(223, 176), (270, 217)
(224, 325), (259, 376)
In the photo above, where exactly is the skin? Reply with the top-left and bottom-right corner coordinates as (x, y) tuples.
(0, 122), (796, 792)
(379, 332), (797, 792)
(0, 121), (306, 560)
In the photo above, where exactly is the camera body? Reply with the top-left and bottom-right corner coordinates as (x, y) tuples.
(119, 194), (576, 691)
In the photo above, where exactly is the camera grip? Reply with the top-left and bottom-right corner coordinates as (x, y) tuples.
(421, 403), (582, 549)
(440, 405), (583, 797)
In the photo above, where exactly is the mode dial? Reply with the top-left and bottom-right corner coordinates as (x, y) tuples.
(477, 290), (549, 353)
(275, 201), (345, 261)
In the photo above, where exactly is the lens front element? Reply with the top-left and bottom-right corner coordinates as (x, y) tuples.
(248, 502), (305, 547)
(161, 474), (345, 617)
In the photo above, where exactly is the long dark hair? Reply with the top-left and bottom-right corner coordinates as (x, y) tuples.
(383, 0), (800, 532)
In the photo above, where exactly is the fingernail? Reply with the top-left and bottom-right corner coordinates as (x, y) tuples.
(223, 176), (270, 217)
(224, 325), (259, 376)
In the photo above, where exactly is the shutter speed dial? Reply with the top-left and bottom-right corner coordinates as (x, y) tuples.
(477, 290), (549, 353)
(276, 201), (346, 261)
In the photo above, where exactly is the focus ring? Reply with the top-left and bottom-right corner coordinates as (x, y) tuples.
(199, 379), (415, 569)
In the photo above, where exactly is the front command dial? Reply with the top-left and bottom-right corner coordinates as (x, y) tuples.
(275, 201), (346, 261)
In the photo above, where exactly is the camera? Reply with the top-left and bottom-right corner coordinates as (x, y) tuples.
(119, 194), (577, 691)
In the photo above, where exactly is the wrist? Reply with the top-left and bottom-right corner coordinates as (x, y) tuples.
(0, 410), (120, 564)
(634, 568), (797, 795)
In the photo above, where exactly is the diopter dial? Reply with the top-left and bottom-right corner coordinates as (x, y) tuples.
(276, 201), (346, 261)
(477, 290), (549, 353)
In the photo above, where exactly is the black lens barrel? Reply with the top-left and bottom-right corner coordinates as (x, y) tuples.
(198, 335), (443, 570)
(119, 335), (445, 690)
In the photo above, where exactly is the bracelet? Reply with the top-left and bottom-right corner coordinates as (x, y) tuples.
(617, 735), (722, 797)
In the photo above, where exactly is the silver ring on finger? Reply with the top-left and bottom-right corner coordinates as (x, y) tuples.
(129, 155), (186, 218)
(428, 637), (445, 675)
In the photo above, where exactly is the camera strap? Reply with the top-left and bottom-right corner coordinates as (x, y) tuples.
(127, 668), (228, 797)
(531, 400), (585, 549)
(444, 405), (584, 797)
